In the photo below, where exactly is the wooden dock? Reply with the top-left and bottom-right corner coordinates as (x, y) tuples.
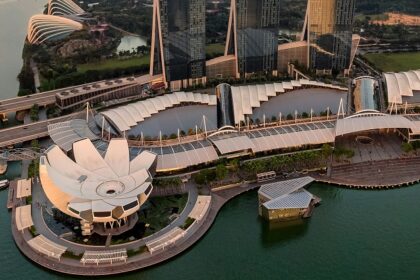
(6, 180), (16, 209)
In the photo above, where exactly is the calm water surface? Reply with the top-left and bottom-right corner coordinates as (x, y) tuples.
(1, 183), (420, 279)
(0, 0), (44, 100)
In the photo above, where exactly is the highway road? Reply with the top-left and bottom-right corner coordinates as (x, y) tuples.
(0, 91), (56, 114)
(0, 112), (84, 148)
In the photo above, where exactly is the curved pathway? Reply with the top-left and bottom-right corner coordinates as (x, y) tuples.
(315, 157), (420, 188)
(12, 180), (258, 276)
(12, 157), (420, 275)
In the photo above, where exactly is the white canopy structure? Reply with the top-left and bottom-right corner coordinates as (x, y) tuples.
(230, 80), (347, 124)
(259, 177), (315, 210)
(27, 14), (83, 44)
(28, 235), (67, 260)
(81, 249), (127, 265)
(384, 70), (420, 104)
(335, 112), (417, 137)
(189, 196), (211, 221)
(100, 92), (217, 133)
(39, 138), (157, 223)
(48, 0), (85, 16)
(15, 205), (34, 231)
(48, 120), (99, 152)
(16, 179), (32, 199)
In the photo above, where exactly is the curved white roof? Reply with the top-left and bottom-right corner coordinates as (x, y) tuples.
(100, 92), (216, 133)
(39, 138), (157, 223)
(230, 80), (347, 125)
(384, 70), (420, 104)
(27, 14), (83, 44)
(335, 113), (416, 137)
(48, 0), (85, 16)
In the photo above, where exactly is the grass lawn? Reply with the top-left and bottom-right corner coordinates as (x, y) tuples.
(206, 43), (225, 56)
(364, 52), (420, 72)
(355, 13), (388, 21)
(77, 56), (150, 73)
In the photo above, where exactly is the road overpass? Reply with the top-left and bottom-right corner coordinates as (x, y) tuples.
(0, 74), (156, 115)
(0, 112), (84, 148)
(0, 91), (56, 114)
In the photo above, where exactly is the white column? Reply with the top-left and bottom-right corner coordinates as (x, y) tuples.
(101, 116), (105, 138)
(195, 125), (198, 140)
(203, 115), (207, 137)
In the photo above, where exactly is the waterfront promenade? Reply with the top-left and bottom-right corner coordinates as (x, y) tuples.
(10, 155), (420, 276)
(316, 157), (420, 188)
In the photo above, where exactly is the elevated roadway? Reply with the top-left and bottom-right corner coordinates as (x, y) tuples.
(0, 92), (56, 114)
(0, 112), (84, 148)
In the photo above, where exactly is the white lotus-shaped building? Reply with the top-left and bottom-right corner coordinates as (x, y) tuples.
(47, 0), (85, 16)
(39, 138), (157, 224)
(27, 14), (83, 44)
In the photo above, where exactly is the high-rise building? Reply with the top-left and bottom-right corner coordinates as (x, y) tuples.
(150, 0), (206, 90)
(303, 0), (356, 74)
(225, 0), (281, 78)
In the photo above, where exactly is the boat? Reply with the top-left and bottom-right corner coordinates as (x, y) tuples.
(0, 179), (9, 189)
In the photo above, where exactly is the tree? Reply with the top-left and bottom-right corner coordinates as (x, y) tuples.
(321, 144), (333, 158)
(29, 104), (40, 121)
(216, 164), (228, 181)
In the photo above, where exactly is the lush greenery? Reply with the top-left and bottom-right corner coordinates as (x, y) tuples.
(402, 141), (420, 153)
(62, 251), (82, 260)
(356, 0), (420, 15)
(25, 195), (32, 205)
(364, 52), (420, 72)
(138, 194), (188, 237)
(77, 56), (149, 73)
(28, 226), (38, 237)
(153, 177), (183, 188)
(127, 246), (148, 258)
(181, 217), (196, 230)
(206, 43), (225, 60)
(333, 147), (355, 161)
(242, 145), (332, 179)
(29, 104), (39, 122)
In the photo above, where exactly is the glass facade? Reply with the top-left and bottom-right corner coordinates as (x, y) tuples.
(307, 0), (355, 73)
(227, 0), (281, 77)
(216, 83), (235, 128)
(152, 0), (206, 83)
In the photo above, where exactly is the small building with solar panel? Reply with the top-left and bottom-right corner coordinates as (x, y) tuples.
(258, 177), (320, 221)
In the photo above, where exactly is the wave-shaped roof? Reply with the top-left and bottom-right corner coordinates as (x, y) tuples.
(27, 14), (83, 44)
(384, 70), (420, 104)
(48, 0), (85, 16)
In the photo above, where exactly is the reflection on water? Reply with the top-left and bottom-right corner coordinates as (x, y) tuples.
(260, 217), (309, 246)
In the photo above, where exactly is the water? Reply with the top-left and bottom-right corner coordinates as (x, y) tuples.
(117, 35), (147, 53)
(1, 183), (420, 279)
(0, 161), (22, 180)
(0, 0), (44, 100)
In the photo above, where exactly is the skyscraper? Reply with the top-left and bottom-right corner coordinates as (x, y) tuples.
(303, 0), (356, 74)
(225, 0), (281, 78)
(150, 0), (206, 89)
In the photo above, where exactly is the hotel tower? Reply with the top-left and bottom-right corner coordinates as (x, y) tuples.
(150, 0), (206, 90)
(225, 0), (281, 78)
(303, 0), (356, 74)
